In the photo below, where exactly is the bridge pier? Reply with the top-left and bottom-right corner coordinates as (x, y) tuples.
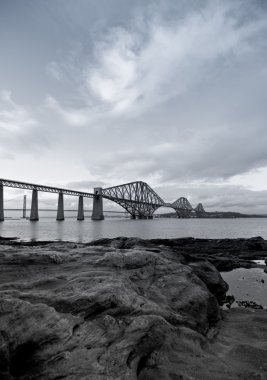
(137, 214), (153, 219)
(77, 195), (84, 220)
(92, 188), (104, 220)
(30, 189), (39, 221)
(0, 183), (4, 221)
(22, 195), (27, 218)
(57, 192), (64, 221)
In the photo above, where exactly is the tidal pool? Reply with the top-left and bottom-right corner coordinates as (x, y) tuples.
(221, 267), (267, 308)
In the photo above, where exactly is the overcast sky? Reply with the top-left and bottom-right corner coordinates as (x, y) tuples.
(1, 0), (267, 213)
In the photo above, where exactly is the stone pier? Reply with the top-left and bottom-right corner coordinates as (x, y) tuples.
(0, 183), (4, 221)
(77, 195), (84, 220)
(91, 188), (104, 220)
(30, 189), (39, 221)
(57, 192), (64, 221)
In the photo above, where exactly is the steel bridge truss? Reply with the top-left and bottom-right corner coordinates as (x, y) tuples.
(195, 203), (205, 217)
(0, 179), (94, 198)
(102, 181), (165, 218)
(0, 178), (206, 219)
(171, 197), (193, 218)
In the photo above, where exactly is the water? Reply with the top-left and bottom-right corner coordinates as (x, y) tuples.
(0, 210), (267, 242)
(221, 267), (267, 307)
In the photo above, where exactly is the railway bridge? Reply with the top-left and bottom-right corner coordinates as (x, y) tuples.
(0, 179), (205, 221)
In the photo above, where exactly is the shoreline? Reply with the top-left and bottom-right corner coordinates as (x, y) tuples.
(0, 236), (266, 379)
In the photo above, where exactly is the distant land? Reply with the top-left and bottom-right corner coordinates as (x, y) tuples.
(157, 211), (267, 218)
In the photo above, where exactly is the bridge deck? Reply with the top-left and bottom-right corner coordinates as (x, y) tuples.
(0, 179), (95, 198)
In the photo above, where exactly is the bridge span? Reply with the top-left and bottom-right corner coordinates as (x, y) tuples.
(0, 179), (205, 221)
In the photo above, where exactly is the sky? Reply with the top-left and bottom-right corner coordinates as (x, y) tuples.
(1, 0), (267, 213)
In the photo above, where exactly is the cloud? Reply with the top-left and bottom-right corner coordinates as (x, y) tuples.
(46, 62), (63, 81)
(0, 91), (49, 157)
(45, 95), (104, 127)
(84, 0), (267, 116)
(65, 179), (106, 190)
(0, 90), (39, 133)
(42, 0), (267, 192)
(46, 0), (267, 125)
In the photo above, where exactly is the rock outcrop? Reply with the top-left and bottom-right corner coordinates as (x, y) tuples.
(0, 237), (266, 379)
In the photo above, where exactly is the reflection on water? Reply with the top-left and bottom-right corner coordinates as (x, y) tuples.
(221, 267), (267, 307)
(56, 221), (64, 241)
(1, 210), (267, 243)
(29, 220), (38, 241)
(251, 259), (266, 265)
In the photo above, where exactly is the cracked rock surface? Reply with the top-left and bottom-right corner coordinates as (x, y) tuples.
(0, 237), (266, 379)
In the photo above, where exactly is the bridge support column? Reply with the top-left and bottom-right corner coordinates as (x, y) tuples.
(92, 188), (104, 220)
(57, 192), (64, 221)
(138, 214), (148, 219)
(77, 195), (84, 220)
(30, 189), (39, 221)
(0, 183), (4, 221)
(22, 195), (27, 218)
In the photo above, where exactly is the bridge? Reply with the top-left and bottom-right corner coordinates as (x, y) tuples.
(0, 178), (205, 221)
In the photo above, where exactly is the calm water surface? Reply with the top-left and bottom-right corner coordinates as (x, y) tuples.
(0, 210), (267, 242)
(221, 268), (267, 307)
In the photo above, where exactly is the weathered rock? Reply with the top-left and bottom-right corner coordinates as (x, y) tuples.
(149, 236), (267, 271)
(0, 237), (266, 379)
(187, 260), (229, 304)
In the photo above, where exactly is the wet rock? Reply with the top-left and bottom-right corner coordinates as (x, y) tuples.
(223, 295), (235, 309)
(247, 236), (264, 251)
(236, 300), (264, 309)
(188, 260), (228, 304)
(0, 237), (267, 379)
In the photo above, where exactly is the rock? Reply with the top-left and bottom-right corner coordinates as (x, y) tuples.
(236, 300), (264, 309)
(187, 260), (229, 304)
(0, 237), (266, 379)
(207, 257), (240, 271)
(247, 236), (264, 251)
(223, 295), (235, 309)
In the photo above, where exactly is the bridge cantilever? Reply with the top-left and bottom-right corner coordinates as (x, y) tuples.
(102, 181), (165, 218)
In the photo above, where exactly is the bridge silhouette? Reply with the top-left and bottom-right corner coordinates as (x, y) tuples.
(0, 179), (205, 221)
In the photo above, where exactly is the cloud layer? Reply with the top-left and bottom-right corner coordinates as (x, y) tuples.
(1, 0), (267, 212)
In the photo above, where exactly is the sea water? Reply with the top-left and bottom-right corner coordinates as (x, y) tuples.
(0, 210), (267, 242)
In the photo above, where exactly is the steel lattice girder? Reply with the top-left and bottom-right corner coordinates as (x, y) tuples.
(0, 179), (94, 198)
(171, 197), (193, 217)
(102, 181), (165, 217)
(195, 203), (205, 215)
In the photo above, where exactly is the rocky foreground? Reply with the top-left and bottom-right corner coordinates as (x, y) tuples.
(0, 236), (267, 379)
